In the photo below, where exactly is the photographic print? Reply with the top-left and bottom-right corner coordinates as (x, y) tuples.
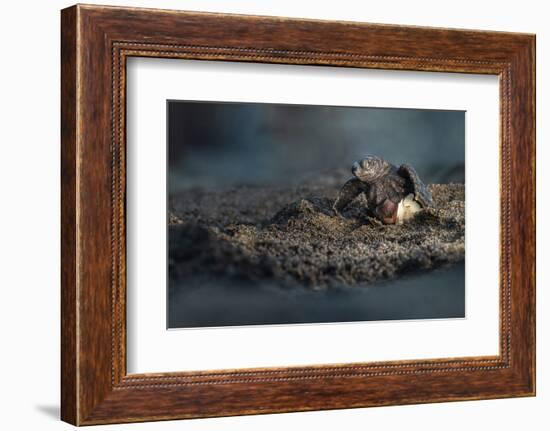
(167, 101), (465, 328)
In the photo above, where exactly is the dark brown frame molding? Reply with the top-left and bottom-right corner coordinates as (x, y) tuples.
(61, 4), (536, 425)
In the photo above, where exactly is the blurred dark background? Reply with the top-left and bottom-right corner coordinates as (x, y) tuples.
(168, 101), (465, 193)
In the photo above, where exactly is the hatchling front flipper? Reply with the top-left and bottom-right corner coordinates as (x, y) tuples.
(397, 164), (434, 208)
(333, 177), (367, 214)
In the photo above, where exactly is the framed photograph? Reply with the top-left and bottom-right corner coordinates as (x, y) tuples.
(61, 4), (535, 425)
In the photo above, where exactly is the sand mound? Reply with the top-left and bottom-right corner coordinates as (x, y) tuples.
(169, 183), (464, 289)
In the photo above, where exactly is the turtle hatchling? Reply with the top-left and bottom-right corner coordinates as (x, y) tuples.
(333, 155), (434, 225)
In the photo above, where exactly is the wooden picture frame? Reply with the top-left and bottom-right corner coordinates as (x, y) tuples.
(61, 4), (535, 425)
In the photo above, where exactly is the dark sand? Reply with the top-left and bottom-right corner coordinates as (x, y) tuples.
(168, 173), (464, 290)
